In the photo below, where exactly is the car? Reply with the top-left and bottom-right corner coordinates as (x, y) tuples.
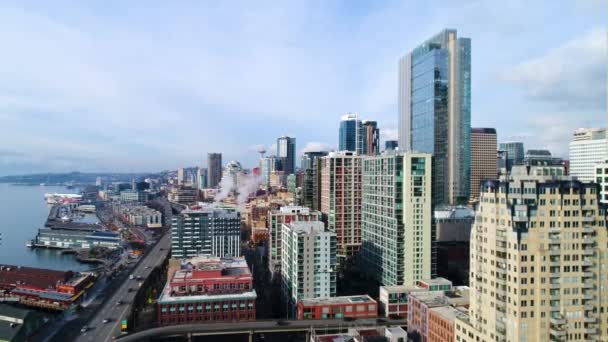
(159, 248), (165, 251)
(102, 318), (111, 324)
(80, 326), (88, 333)
(276, 320), (289, 326)
(116, 300), (123, 305)
(127, 288), (134, 293)
(145, 266), (150, 269)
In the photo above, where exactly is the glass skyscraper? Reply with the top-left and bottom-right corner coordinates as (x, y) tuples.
(277, 136), (296, 175)
(499, 141), (524, 171)
(398, 29), (471, 205)
(338, 113), (361, 153)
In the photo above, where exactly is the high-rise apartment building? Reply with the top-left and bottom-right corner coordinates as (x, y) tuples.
(171, 208), (241, 259)
(339, 113), (362, 153)
(301, 151), (328, 211)
(569, 128), (607, 182)
(361, 120), (380, 156)
(281, 221), (336, 311)
(456, 165), (608, 342)
(320, 152), (363, 259)
(267, 206), (322, 272)
(398, 29), (471, 206)
(361, 152), (433, 286)
(277, 136), (296, 175)
(197, 167), (208, 189)
(207, 153), (222, 188)
(595, 162), (608, 204)
(470, 128), (497, 201)
(499, 142), (524, 171)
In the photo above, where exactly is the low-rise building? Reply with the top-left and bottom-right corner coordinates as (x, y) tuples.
(310, 326), (407, 342)
(428, 306), (466, 342)
(168, 186), (198, 204)
(157, 257), (256, 325)
(0, 304), (46, 342)
(112, 203), (163, 228)
(120, 190), (148, 202)
(34, 229), (121, 249)
(379, 278), (453, 320)
(297, 295), (377, 320)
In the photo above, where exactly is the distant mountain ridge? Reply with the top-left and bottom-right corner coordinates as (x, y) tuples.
(0, 171), (156, 185)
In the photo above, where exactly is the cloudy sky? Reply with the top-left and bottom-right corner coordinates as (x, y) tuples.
(0, 0), (605, 175)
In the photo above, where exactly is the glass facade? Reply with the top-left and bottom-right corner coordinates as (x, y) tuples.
(339, 118), (361, 152)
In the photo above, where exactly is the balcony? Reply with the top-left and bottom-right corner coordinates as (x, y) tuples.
(582, 272), (595, 279)
(582, 227), (595, 234)
(584, 328), (598, 335)
(583, 216), (595, 223)
(583, 315), (598, 323)
(549, 248), (561, 256)
(550, 327), (567, 338)
(582, 237), (595, 245)
(584, 304), (595, 311)
(583, 282), (595, 289)
(582, 248), (595, 256)
(550, 315), (566, 325)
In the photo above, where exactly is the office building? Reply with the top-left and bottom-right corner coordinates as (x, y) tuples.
(269, 171), (287, 189)
(569, 128), (607, 182)
(268, 206), (322, 272)
(361, 120), (380, 156)
(301, 151), (328, 211)
(499, 142), (524, 171)
(260, 155), (280, 187)
(168, 186), (198, 204)
(197, 168), (208, 189)
(157, 256), (256, 325)
(361, 152), (433, 286)
(398, 29), (471, 205)
(434, 207), (474, 286)
(281, 221), (336, 311)
(470, 128), (497, 201)
(222, 160), (244, 189)
(385, 140), (398, 151)
(320, 151), (363, 259)
(171, 208), (241, 259)
(297, 295), (377, 320)
(207, 153), (223, 188)
(277, 136), (296, 175)
(455, 166), (608, 342)
(524, 149), (556, 165)
(177, 168), (185, 185)
(339, 113), (362, 153)
(595, 161), (608, 203)
(120, 190), (148, 202)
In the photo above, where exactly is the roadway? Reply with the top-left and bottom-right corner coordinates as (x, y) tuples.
(75, 232), (171, 342)
(116, 318), (406, 341)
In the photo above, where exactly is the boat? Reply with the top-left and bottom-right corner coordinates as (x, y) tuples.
(26, 240), (34, 248)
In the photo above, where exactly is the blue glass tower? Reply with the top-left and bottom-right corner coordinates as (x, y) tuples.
(398, 29), (471, 205)
(339, 113), (361, 153)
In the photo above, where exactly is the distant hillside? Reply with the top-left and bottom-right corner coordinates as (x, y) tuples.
(0, 172), (156, 185)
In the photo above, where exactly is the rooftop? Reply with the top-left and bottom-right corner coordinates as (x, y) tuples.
(430, 306), (467, 321)
(284, 221), (326, 234)
(418, 277), (453, 287)
(172, 257), (251, 282)
(0, 265), (73, 290)
(300, 295), (376, 306)
(408, 291), (448, 307)
(158, 283), (257, 304)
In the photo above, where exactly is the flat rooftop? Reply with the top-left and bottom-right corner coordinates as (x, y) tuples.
(300, 295), (376, 306)
(409, 291), (448, 307)
(430, 306), (467, 321)
(158, 283), (257, 304)
(0, 265), (73, 290)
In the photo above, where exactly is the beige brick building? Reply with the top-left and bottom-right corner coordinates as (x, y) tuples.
(456, 165), (608, 342)
(470, 128), (497, 202)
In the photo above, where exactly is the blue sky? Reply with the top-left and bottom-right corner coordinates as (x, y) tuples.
(0, 0), (605, 175)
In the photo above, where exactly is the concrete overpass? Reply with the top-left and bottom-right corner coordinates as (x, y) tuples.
(116, 318), (405, 341)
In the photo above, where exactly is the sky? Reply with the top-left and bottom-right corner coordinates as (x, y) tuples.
(0, 0), (606, 176)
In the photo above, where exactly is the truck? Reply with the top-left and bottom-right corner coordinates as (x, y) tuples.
(129, 274), (134, 280)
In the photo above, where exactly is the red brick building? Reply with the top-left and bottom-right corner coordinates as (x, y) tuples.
(428, 306), (465, 342)
(157, 257), (257, 325)
(297, 295), (377, 320)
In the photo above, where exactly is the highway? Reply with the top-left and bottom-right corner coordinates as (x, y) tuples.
(75, 232), (171, 342)
(116, 318), (406, 341)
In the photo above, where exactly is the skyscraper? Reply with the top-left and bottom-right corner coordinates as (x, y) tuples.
(301, 151), (328, 211)
(569, 128), (607, 182)
(398, 29), (471, 205)
(470, 128), (497, 201)
(456, 166), (608, 342)
(320, 151), (362, 260)
(361, 152), (433, 286)
(277, 136), (296, 175)
(197, 167), (208, 189)
(260, 155), (280, 187)
(339, 113), (362, 153)
(385, 140), (398, 151)
(177, 168), (185, 185)
(207, 153), (222, 188)
(498, 142), (524, 171)
(361, 120), (380, 156)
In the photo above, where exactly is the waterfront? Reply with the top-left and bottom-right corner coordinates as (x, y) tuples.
(0, 183), (92, 271)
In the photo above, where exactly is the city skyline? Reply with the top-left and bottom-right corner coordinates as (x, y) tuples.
(0, 1), (605, 176)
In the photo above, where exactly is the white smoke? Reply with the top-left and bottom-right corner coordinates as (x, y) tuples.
(236, 173), (262, 204)
(214, 175), (234, 202)
(214, 172), (262, 204)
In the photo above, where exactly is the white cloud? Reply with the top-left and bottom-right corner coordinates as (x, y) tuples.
(301, 142), (335, 154)
(500, 28), (606, 109)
